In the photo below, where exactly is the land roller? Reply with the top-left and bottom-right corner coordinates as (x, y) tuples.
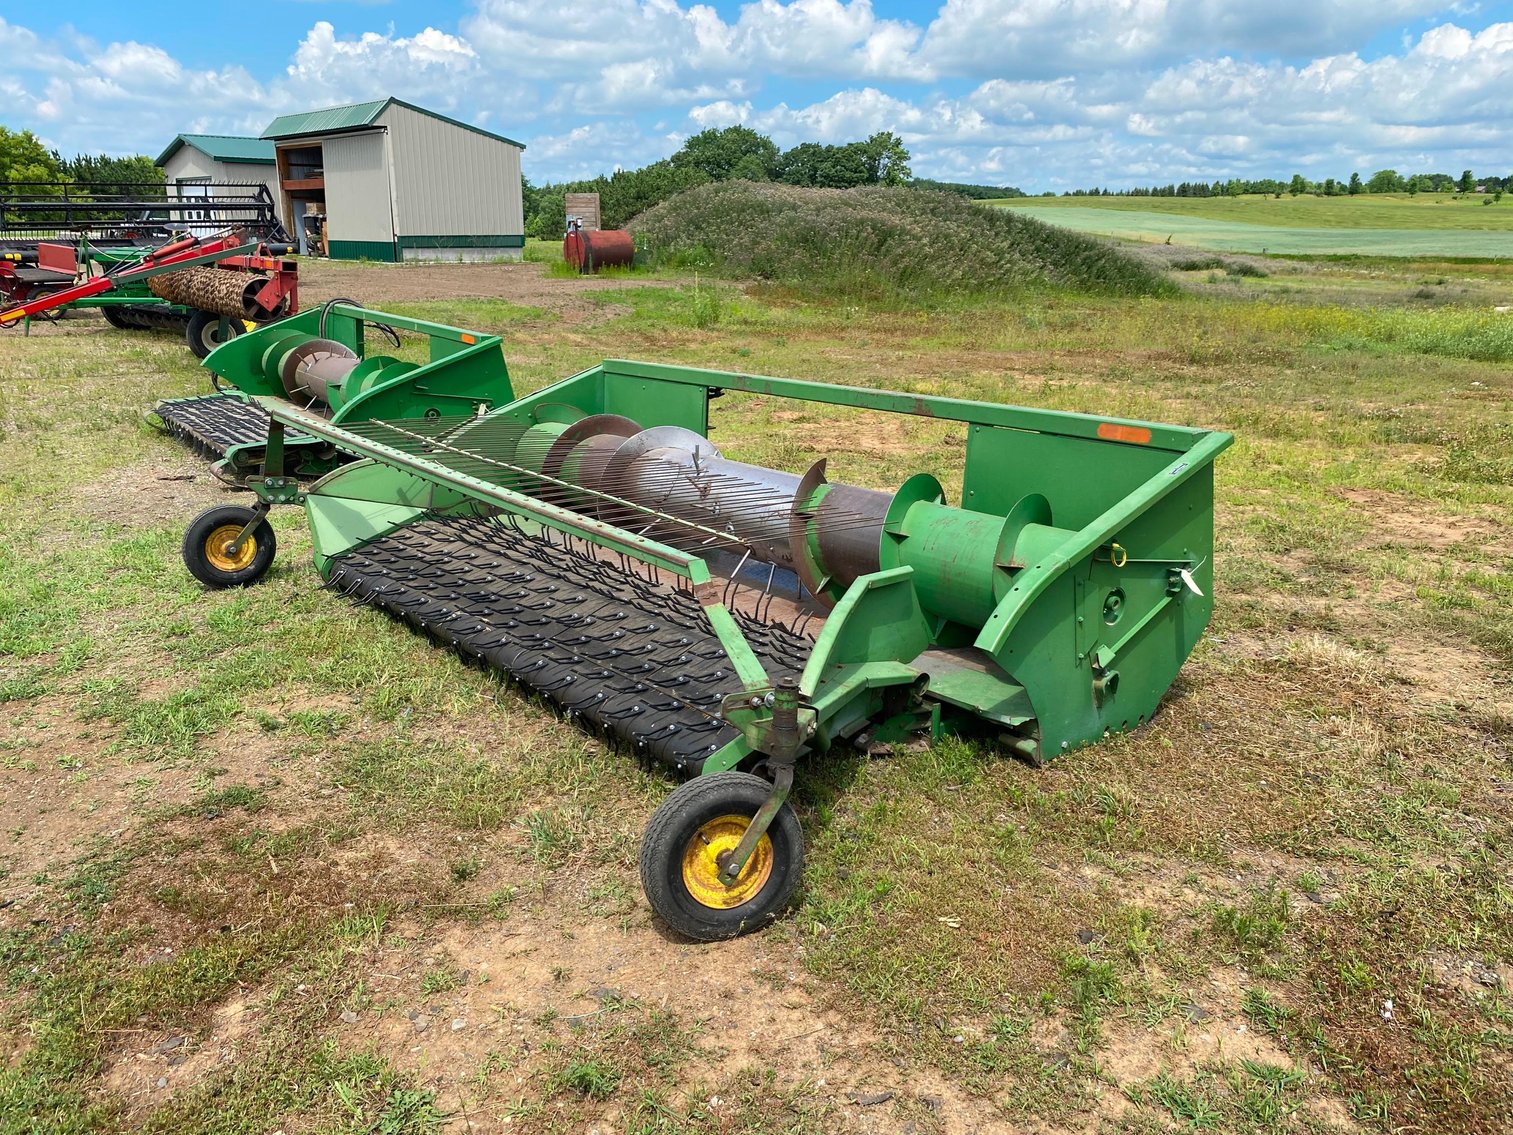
(3, 228), (299, 360)
(179, 304), (1232, 940)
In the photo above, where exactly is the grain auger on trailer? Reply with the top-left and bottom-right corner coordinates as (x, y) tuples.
(179, 304), (1232, 940)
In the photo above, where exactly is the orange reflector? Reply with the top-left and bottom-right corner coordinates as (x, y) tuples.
(460, 333), (476, 344)
(1097, 422), (1152, 445)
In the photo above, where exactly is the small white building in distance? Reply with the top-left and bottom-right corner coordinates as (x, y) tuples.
(260, 98), (526, 261)
(154, 134), (281, 221)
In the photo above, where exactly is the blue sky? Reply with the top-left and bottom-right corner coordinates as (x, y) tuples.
(2, 1), (1510, 190)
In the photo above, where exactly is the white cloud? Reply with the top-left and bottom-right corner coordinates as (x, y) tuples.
(524, 121), (672, 179)
(688, 100), (756, 128)
(917, 0), (1452, 77)
(2, 6), (1510, 192)
(729, 0), (930, 79)
(463, 0), (928, 104)
(282, 21), (500, 111)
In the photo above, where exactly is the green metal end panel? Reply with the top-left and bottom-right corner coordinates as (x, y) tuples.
(496, 365), (709, 438)
(981, 445), (1228, 760)
(600, 363), (711, 435)
(800, 568), (933, 749)
(802, 567), (932, 698)
(963, 423), (1180, 532)
(201, 305), (513, 413)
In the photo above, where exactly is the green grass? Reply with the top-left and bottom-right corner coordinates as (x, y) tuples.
(0, 259), (1510, 1133)
(994, 191), (1513, 229)
(995, 198), (1513, 257)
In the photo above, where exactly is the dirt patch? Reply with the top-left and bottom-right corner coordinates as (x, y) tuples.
(1229, 558), (1513, 718)
(0, 710), (312, 917)
(1, 698), (136, 907)
(1423, 952), (1512, 1002)
(1386, 637), (1513, 714)
(1338, 488), (1507, 554)
(337, 912), (1004, 1134)
(297, 260), (675, 326)
(1091, 964), (1357, 1132)
(68, 453), (234, 534)
(7, 260), (677, 344)
(99, 992), (260, 1117)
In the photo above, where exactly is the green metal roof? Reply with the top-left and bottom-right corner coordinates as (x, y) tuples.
(259, 98), (524, 150)
(260, 99), (389, 141)
(155, 134), (275, 167)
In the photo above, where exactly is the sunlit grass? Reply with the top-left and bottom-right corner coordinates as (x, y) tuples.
(0, 256), (1509, 1133)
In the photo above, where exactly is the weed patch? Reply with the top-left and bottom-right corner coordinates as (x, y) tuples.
(632, 181), (1176, 302)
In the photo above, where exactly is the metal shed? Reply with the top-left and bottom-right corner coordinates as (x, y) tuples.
(259, 98), (525, 262)
(155, 135), (282, 224)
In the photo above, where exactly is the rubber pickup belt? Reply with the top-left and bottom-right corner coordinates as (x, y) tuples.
(153, 393), (310, 459)
(326, 514), (814, 775)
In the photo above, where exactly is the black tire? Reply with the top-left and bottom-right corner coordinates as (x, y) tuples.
(639, 771), (804, 941)
(101, 305), (143, 330)
(186, 309), (242, 360)
(182, 505), (276, 589)
(32, 292), (67, 321)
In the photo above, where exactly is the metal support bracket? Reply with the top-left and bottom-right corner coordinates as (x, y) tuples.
(224, 501), (271, 556)
(250, 476), (302, 507)
(717, 762), (794, 885)
(719, 680), (818, 761)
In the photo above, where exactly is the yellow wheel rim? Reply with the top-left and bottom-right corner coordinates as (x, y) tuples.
(204, 523), (257, 573)
(681, 814), (774, 910)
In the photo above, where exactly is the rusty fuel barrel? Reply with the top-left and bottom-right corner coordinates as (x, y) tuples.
(563, 229), (634, 274)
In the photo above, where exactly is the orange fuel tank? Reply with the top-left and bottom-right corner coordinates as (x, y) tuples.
(563, 228), (634, 274)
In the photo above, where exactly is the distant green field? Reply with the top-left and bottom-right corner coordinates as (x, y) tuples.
(989, 193), (1513, 230)
(991, 194), (1513, 257)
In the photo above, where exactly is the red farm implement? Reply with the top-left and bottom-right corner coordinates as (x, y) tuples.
(0, 230), (299, 357)
(0, 182), (298, 356)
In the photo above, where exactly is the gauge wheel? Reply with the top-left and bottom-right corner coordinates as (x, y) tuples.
(639, 771), (804, 941)
(182, 505), (276, 588)
(186, 309), (243, 359)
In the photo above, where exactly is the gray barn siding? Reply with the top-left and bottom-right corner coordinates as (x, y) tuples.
(162, 149), (216, 182)
(322, 132), (397, 248)
(380, 104), (523, 245)
(163, 153), (278, 199)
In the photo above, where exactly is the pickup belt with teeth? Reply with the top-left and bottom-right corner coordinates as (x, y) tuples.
(324, 513), (813, 775)
(154, 393), (302, 459)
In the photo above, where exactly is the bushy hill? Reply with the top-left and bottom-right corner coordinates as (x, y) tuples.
(630, 181), (1175, 302)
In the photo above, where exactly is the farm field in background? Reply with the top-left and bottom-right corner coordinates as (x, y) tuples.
(990, 193), (1513, 231)
(994, 194), (1513, 257)
(1, 252), (1511, 1135)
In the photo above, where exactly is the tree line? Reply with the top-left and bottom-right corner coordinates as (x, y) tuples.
(0, 126), (164, 197)
(522, 126), (1024, 235)
(1066, 169), (1510, 199)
